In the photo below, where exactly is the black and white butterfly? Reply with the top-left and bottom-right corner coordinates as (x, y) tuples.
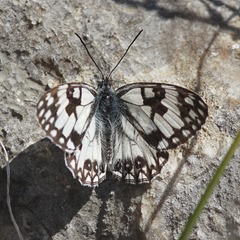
(37, 30), (208, 187)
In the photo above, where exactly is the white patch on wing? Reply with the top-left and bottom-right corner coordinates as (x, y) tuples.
(57, 89), (67, 97)
(38, 100), (44, 108)
(184, 97), (194, 106)
(185, 117), (192, 124)
(44, 110), (52, 121)
(55, 110), (69, 130)
(87, 118), (96, 141)
(198, 99), (206, 108)
(73, 88), (80, 99)
(165, 89), (179, 97)
(74, 105), (92, 134)
(158, 141), (166, 150)
(81, 88), (95, 105)
(172, 137), (180, 144)
(45, 93), (52, 101)
(120, 88), (143, 105)
(144, 88), (155, 98)
(50, 129), (57, 137)
(66, 139), (75, 150)
(47, 97), (54, 107)
(192, 125), (197, 131)
(165, 93), (178, 103)
(38, 109), (45, 118)
(59, 137), (65, 144)
(45, 124), (50, 131)
(76, 105), (84, 117)
(70, 160), (76, 169)
(41, 119), (46, 125)
(154, 113), (174, 138)
(57, 92), (67, 105)
(56, 98), (69, 116)
(189, 110), (198, 120)
(182, 129), (191, 137)
(49, 117), (55, 124)
(141, 106), (152, 116)
(161, 98), (181, 116)
(163, 110), (184, 129)
(58, 84), (68, 90)
(197, 108), (205, 117)
(161, 84), (177, 90)
(126, 103), (157, 135)
(162, 138), (169, 148)
(62, 113), (76, 138)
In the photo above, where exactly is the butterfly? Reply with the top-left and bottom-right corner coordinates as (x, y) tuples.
(37, 30), (208, 187)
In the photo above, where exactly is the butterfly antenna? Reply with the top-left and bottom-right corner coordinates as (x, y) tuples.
(75, 33), (105, 80)
(108, 29), (143, 79)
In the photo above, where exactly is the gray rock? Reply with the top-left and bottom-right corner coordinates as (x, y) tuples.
(0, 0), (239, 239)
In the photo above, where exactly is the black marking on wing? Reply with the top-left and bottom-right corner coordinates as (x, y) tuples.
(37, 83), (97, 151)
(116, 83), (208, 150)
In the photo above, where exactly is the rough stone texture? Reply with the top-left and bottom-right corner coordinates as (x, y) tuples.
(0, 0), (239, 239)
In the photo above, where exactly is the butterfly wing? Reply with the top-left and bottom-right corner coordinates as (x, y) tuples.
(37, 83), (97, 151)
(112, 83), (208, 183)
(37, 83), (106, 186)
(64, 121), (106, 187)
(111, 116), (169, 184)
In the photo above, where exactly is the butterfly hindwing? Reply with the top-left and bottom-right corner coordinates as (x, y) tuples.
(64, 117), (106, 186)
(111, 115), (169, 184)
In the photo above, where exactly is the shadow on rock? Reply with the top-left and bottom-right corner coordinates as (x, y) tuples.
(95, 175), (148, 240)
(0, 138), (92, 239)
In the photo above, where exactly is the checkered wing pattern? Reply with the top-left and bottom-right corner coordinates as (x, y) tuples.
(111, 83), (208, 183)
(37, 83), (106, 186)
(37, 82), (208, 187)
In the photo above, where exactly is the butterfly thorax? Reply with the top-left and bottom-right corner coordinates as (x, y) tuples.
(95, 81), (122, 163)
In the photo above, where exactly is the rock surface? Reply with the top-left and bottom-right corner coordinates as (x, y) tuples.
(0, 0), (239, 239)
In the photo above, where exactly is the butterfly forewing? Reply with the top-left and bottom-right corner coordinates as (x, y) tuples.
(37, 83), (96, 151)
(116, 83), (208, 151)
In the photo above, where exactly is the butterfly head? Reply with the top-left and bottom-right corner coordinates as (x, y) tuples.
(97, 76), (112, 90)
